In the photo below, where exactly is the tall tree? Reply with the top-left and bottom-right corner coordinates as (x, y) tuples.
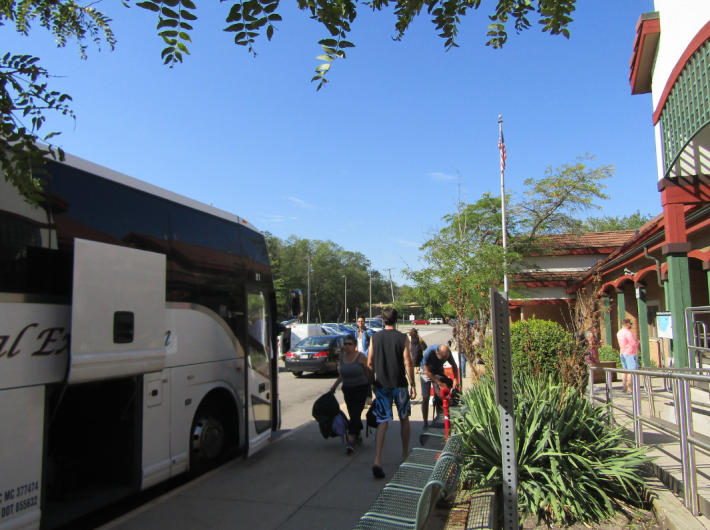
(517, 154), (613, 238)
(576, 210), (654, 232)
(263, 232), (392, 322)
(404, 155), (614, 335)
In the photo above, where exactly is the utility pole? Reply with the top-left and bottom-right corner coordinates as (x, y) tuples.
(384, 268), (395, 304)
(342, 275), (347, 323)
(363, 259), (371, 318)
(303, 256), (312, 324)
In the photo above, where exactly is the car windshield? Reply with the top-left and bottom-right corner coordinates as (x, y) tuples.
(296, 336), (333, 348)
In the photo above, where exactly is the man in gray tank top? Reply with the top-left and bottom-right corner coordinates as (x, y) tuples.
(367, 307), (416, 479)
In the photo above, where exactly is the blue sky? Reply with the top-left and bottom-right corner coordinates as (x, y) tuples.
(5, 0), (657, 284)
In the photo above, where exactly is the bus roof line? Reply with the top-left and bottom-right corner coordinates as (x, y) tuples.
(58, 151), (261, 234)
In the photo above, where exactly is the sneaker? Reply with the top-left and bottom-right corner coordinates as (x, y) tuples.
(345, 443), (354, 454)
(372, 465), (385, 479)
(355, 436), (363, 446)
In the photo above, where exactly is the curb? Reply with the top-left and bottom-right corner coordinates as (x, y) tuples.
(642, 466), (707, 530)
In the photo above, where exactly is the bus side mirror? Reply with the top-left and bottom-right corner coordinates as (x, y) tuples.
(289, 289), (303, 321)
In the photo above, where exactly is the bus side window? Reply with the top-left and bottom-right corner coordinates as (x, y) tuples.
(247, 291), (270, 378)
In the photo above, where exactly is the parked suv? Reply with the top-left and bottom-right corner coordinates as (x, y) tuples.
(429, 318), (444, 324)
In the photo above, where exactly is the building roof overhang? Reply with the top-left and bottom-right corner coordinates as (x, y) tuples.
(629, 12), (660, 96)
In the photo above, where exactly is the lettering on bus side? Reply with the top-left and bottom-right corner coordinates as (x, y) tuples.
(0, 481), (40, 519)
(0, 324), (70, 359)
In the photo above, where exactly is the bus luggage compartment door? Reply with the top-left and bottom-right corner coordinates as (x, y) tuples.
(69, 239), (167, 384)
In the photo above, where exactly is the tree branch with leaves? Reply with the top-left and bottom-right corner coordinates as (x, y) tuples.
(2, 0), (578, 201)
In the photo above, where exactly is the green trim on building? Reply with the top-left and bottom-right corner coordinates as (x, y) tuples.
(667, 254), (693, 368)
(659, 37), (710, 178)
(636, 285), (651, 367)
(617, 290), (626, 328)
(603, 296), (613, 347)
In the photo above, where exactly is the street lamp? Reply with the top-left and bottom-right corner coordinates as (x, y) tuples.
(342, 275), (347, 323)
(303, 256), (312, 324)
(363, 259), (371, 319)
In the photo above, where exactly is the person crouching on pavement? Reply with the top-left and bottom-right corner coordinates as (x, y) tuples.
(420, 344), (459, 428)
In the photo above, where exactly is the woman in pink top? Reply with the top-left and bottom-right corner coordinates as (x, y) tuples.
(616, 318), (640, 393)
(584, 331), (600, 365)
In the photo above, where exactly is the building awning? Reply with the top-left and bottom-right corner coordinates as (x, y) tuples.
(629, 12), (660, 95)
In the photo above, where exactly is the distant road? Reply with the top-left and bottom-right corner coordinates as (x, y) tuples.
(277, 324), (453, 430)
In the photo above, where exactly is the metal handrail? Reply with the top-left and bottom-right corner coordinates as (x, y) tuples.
(589, 365), (710, 516)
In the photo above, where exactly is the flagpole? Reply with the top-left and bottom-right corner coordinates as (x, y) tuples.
(499, 115), (508, 294)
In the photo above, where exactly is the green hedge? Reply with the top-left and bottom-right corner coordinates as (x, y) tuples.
(510, 318), (575, 377)
(598, 345), (620, 368)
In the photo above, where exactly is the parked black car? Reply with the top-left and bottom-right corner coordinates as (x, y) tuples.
(284, 334), (349, 377)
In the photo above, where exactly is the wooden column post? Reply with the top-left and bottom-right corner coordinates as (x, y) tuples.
(667, 254), (692, 368)
(635, 283), (651, 368)
(616, 288), (626, 329)
(603, 296), (613, 347)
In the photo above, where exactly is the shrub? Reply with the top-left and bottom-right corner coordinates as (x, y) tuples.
(510, 318), (575, 377)
(455, 375), (648, 524)
(598, 345), (621, 368)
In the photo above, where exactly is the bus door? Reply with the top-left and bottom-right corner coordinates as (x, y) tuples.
(70, 239), (167, 383)
(245, 289), (273, 455)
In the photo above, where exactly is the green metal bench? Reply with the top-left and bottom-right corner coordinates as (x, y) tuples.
(419, 407), (467, 446)
(353, 444), (463, 530)
(404, 434), (464, 468)
(354, 481), (442, 530)
(389, 454), (461, 496)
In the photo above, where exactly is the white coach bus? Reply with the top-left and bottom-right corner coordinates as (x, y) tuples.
(0, 153), (281, 530)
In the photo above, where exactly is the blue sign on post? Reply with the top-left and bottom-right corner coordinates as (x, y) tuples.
(657, 312), (673, 339)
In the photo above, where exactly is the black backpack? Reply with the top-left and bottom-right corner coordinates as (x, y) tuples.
(312, 392), (345, 439)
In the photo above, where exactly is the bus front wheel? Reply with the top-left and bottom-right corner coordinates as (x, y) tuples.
(190, 399), (228, 476)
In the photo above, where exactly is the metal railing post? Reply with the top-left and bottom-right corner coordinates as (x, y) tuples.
(681, 379), (699, 515)
(585, 362), (710, 518)
(673, 378), (693, 511)
(605, 370), (614, 428)
(588, 368), (595, 405)
(632, 374), (643, 446)
(644, 374), (657, 418)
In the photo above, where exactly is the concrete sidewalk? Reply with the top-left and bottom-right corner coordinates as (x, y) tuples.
(98, 327), (464, 530)
(99, 388), (467, 530)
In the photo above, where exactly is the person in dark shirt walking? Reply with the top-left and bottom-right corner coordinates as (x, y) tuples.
(409, 328), (424, 374)
(367, 307), (417, 479)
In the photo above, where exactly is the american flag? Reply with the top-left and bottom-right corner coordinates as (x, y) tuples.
(498, 128), (507, 172)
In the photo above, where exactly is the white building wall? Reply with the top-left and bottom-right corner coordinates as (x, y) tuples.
(651, 1), (710, 109)
(521, 286), (574, 301)
(651, 1), (710, 180)
(524, 254), (606, 271)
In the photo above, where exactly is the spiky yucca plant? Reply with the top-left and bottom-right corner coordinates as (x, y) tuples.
(454, 376), (648, 524)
